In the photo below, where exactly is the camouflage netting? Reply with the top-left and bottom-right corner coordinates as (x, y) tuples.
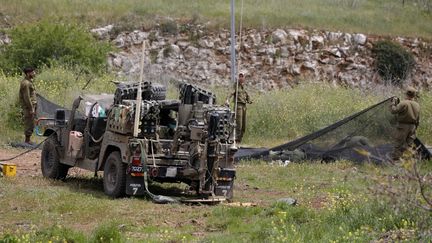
(235, 98), (431, 163)
(36, 94), (71, 118)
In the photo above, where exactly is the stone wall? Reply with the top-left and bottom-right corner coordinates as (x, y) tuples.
(102, 25), (432, 90)
(3, 24), (431, 90)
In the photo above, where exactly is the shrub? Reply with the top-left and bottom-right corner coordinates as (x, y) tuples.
(0, 20), (113, 75)
(160, 20), (178, 36)
(372, 40), (415, 85)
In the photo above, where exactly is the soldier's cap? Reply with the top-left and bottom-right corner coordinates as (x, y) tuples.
(239, 72), (244, 77)
(405, 86), (417, 97)
(23, 67), (35, 74)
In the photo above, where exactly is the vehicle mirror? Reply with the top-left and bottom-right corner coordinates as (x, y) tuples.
(55, 109), (66, 127)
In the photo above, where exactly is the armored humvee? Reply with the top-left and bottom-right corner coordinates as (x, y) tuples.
(40, 82), (237, 202)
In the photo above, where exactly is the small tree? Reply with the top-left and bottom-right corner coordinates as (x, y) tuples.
(0, 20), (112, 75)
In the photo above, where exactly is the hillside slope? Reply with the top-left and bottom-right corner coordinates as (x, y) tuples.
(0, 0), (431, 38)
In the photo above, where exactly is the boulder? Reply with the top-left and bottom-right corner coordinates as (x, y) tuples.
(177, 41), (190, 49)
(131, 31), (148, 45)
(271, 29), (288, 44)
(280, 46), (290, 58)
(352, 33), (367, 45)
(90, 25), (113, 40)
(184, 46), (199, 59)
(249, 33), (262, 46)
(113, 33), (130, 48)
(167, 44), (181, 58)
(327, 31), (343, 42)
(289, 64), (301, 76)
(266, 46), (277, 56)
(198, 39), (214, 48)
(287, 29), (303, 42)
(311, 35), (325, 49)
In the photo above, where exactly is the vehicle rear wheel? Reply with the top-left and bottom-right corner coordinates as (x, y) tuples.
(41, 136), (69, 179)
(103, 151), (127, 198)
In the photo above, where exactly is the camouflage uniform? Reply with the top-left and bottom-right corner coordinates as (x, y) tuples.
(231, 84), (251, 143)
(390, 97), (420, 160)
(19, 78), (37, 137)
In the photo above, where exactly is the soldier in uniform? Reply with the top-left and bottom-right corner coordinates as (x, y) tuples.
(390, 87), (420, 161)
(225, 72), (252, 143)
(19, 67), (38, 145)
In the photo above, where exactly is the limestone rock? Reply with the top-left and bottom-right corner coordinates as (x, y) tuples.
(250, 33), (262, 46)
(184, 46), (199, 59)
(91, 25), (114, 40)
(272, 29), (288, 44)
(311, 35), (325, 49)
(176, 41), (190, 49)
(352, 33), (367, 45)
(130, 31), (148, 45)
(198, 39), (214, 48)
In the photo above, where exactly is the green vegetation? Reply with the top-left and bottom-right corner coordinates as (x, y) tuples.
(0, 21), (112, 75)
(1, 161), (431, 242)
(0, 0), (432, 38)
(372, 40), (416, 85)
(1, 1), (431, 242)
(0, 66), (115, 143)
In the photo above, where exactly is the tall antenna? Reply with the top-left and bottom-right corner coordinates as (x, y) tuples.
(230, 0), (236, 84)
(230, 0), (239, 147)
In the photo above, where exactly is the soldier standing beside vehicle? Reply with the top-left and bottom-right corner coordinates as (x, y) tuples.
(19, 67), (38, 145)
(390, 87), (420, 161)
(225, 72), (252, 143)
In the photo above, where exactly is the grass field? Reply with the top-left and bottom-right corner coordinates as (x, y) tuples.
(1, 1), (432, 240)
(0, 0), (432, 38)
(1, 70), (432, 241)
(1, 160), (431, 242)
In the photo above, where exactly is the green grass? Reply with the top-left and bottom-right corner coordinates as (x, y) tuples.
(0, 0), (432, 38)
(1, 161), (430, 242)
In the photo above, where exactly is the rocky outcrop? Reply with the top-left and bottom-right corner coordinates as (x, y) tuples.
(93, 25), (432, 90)
(0, 32), (11, 46)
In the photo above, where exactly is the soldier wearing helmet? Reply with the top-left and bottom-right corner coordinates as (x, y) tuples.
(390, 86), (420, 161)
(19, 67), (38, 145)
(225, 71), (252, 143)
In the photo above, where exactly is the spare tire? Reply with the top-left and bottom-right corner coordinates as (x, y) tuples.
(150, 83), (167, 100)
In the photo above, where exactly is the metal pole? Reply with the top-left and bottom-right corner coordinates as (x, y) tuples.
(230, 0), (239, 147)
(134, 41), (146, 137)
(230, 0), (236, 85)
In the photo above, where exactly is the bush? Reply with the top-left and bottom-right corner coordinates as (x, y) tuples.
(372, 40), (415, 85)
(160, 20), (178, 36)
(0, 20), (113, 75)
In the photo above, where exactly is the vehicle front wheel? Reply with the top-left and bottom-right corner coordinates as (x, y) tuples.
(41, 136), (69, 179)
(103, 151), (127, 198)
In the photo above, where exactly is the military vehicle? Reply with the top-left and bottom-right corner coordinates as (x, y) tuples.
(39, 82), (237, 202)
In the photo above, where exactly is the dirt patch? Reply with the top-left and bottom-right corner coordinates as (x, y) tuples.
(0, 147), (90, 177)
(0, 147), (41, 177)
(310, 195), (328, 209)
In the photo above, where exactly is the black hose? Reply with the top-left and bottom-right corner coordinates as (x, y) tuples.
(1, 134), (54, 162)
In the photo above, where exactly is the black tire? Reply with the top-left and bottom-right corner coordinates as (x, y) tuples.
(150, 83), (167, 100)
(41, 136), (69, 179)
(103, 151), (127, 198)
